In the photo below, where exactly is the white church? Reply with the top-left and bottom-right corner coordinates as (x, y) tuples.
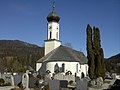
(36, 5), (88, 78)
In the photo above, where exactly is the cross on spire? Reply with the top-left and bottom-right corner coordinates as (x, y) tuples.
(52, 1), (55, 11)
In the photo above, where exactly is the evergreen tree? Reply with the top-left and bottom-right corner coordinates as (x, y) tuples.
(86, 24), (105, 79)
(86, 24), (95, 79)
(93, 27), (101, 53)
(100, 48), (105, 79)
(93, 27), (101, 78)
(93, 27), (106, 78)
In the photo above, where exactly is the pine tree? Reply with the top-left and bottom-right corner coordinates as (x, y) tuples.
(86, 24), (95, 79)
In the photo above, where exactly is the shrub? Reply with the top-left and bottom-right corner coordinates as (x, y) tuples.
(5, 82), (11, 86)
(69, 80), (73, 85)
(0, 78), (5, 86)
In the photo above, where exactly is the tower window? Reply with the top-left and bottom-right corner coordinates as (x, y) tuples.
(56, 32), (58, 39)
(50, 31), (52, 39)
(49, 26), (52, 29)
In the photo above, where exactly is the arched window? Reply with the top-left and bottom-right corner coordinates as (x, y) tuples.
(56, 32), (58, 39)
(81, 72), (85, 78)
(80, 64), (81, 69)
(54, 63), (59, 73)
(62, 63), (65, 72)
(50, 31), (52, 39)
(76, 64), (78, 73)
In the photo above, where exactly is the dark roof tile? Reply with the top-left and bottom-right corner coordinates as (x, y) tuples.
(37, 45), (88, 64)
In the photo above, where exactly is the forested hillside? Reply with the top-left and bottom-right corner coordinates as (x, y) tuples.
(0, 40), (44, 72)
(105, 53), (120, 74)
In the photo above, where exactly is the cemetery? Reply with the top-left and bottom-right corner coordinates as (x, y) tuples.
(0, 1), (119, 90)
(0, 70), (120, 90)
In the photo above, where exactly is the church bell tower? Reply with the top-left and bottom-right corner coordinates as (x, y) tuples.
(44, 3), (61, 55)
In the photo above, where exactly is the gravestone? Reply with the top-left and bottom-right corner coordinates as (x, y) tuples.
(11, 75), (14, 86)
(97, 80), (102, 87)
(49, 79), (60, 90)
(0, 72), (1, 78)
(85, 76), (91, 82)
(82, 79), (88, 89)
(44, 76), (50, 85)
(13, 74), (22, 86)
(1, 74), (14, 86)
(54, 73), (64, 80)
(46, 74), (51, 79)
(91, 80), (96, 86)
(60, 80), (68, 88)
(75, 76), (80, 82)
(112, 73), (116, 79)
(76, 79), (88, 90)
(96, 77), (103, 86)
(22, 73), (29, 90)
(64, 75), (75, 82)
(29, 77), (40, 88)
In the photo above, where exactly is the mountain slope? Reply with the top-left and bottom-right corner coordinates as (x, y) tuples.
(105, 53), (120, 74)
(108, 53), (120, 63)
(0, 40), (44, 72)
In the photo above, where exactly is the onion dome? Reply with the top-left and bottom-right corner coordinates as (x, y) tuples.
(47, 2), (60, 22)
(47, 11), (60, 22)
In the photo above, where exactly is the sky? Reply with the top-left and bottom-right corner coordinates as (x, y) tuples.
(0, 0), (120, 58)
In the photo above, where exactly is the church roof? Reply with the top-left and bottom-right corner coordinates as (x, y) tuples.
(37, 45), (88, 64)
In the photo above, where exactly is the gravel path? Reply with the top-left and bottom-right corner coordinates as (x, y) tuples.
(0, 86), (15, 90)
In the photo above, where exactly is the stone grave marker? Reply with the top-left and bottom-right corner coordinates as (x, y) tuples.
(91, 79), (96, 86)
(44, 76), (50, 85)
(13, 74), (22, 86)
(76, 79), (88, 90)
(49, 79), (60, 90)
(22, 73), (29, 90)
(60, 80), (68, 88)
(96, 77), (103, 86)
(82, 78), (88, 89)
(0, 72), (1, 78)
(2, 74), (14, 86)
(54, 73), (64, 80)
(11, 75), (14, 86)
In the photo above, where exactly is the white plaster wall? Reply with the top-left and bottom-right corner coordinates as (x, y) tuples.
(80, 64), (88, 77)
(48, 22), (59, 40)
(44, 40), (61, 55)
(36, 63), (42, 71)
(36, 61), (88, 78)
(46, 61), (82, 76)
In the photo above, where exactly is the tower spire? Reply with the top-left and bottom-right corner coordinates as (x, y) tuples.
(52, 1), (55, 11)
(45, 1), (61, 55)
